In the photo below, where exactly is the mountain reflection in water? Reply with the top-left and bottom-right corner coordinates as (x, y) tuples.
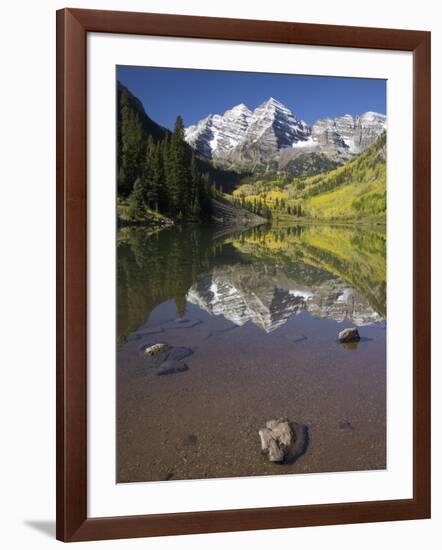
(117, 223), (386, 340)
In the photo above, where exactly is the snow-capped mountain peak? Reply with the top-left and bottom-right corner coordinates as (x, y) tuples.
(185, 97), (311, 161)
(262, 97), (286, 109)
(312, 111), (387, 154)
(228, 103), (252, 114)
(184, 99), (386, 167)
(184, 102), (254, 159)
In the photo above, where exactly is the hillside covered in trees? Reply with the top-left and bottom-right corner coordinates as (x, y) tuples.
(230, 133), (386, 223)
(117, 83), (243, 225)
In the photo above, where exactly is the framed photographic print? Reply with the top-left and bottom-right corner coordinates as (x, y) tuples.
(56, 8), (431, 542)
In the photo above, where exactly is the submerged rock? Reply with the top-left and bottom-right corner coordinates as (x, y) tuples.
(157, 362), (189, 376)
(338, 327), (360, 343)
(143, 343), (172, 356)
(259, 418), (295, 463)
(140, 343), (193, 376)
(182, 434), (198, 447)
(338, 420), (353, 430)
(142, 345), (193, 364)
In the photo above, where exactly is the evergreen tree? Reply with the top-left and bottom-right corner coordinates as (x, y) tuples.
(127, 178), (147, 221)
(161, 135), (173, 212)
(118, 90), (144, 197)
(150, 141), (164, 212)
(118, 101), (227, 223)
(190, 154), (201, 217)
(140, 136), (157, 209)
(169, 116), (191, 217)
(200, 172), (213, 219)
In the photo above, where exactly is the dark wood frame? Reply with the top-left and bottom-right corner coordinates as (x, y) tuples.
(56, 7), (431, 542)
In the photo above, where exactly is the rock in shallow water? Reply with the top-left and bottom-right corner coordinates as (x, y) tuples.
(338, 327), (360, 343)
(259, 418), (295, 463)
(142, 345), (193, 365)
(141, 343), (193, 375)
(143, 343), (172, 356)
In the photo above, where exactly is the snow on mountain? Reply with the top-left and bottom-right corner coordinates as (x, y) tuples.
(312, 111), (387, 154)
(241, 97), (311, 150)
(186, 268), (382, 333)
(185, 98), (386, 167)
(185, 97), (310, 163)
(185, 104), (253, 160)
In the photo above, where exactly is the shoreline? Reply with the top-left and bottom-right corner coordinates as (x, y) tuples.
(117, 216), (386, 231)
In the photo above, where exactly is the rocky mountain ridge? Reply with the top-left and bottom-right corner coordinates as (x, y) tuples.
(185, 97), (386, 171)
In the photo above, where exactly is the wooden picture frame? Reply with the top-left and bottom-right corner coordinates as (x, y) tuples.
(56, 8), (431, 542)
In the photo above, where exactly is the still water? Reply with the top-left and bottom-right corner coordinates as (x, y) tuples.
(117, 223), (386, 482)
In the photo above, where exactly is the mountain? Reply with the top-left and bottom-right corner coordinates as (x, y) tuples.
(187, 263), (382, 333)
(299, 132), (387, 220)
(185, 103), (253, 159)
(185, 97), (311, 169)
(311, 112), (387, 155)
(282, 152), (341, 178)
(117, 81), (169, 144)
(185, 98), (386, 172)
(231, 132), (386, 222)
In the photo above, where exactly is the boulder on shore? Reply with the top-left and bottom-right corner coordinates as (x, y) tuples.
(338, 327), (360, 343)
(259, 418), (295, 463)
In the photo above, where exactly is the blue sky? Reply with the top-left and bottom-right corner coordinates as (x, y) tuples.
(117, 66), (386, 130)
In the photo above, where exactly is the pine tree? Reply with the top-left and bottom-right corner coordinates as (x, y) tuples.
(140, 136), (157, 209)
(127, 178), (147, 221)
(169, 116), (191, 217)
(118, 90), (144, 197)
(190, 154), (201, 217)
(151, 142), (164, 212)
(161, 135), (172, 212)
(200, 172), (213, 219)
(118, 101), (219, 222)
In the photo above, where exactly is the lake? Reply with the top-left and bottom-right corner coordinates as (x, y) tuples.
(117, 223), (386, 482)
